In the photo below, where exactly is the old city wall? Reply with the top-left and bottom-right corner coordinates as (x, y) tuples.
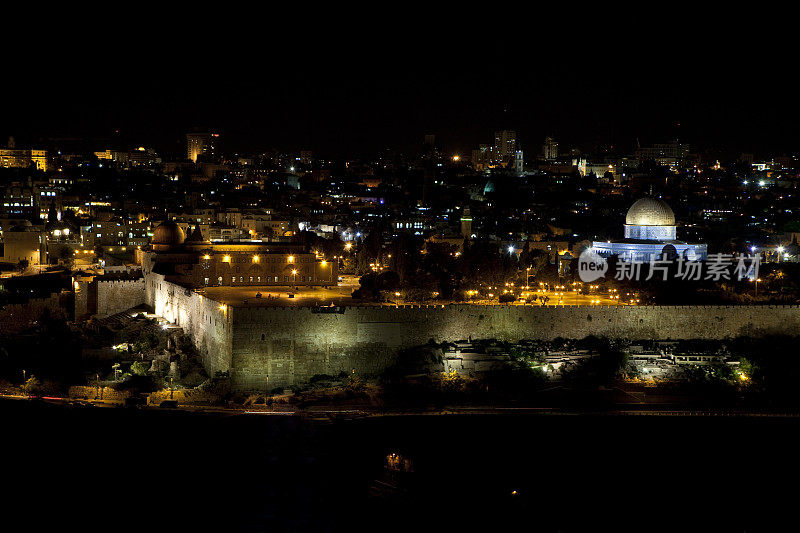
(228, 304), (800, 391)
(146, 278), (800, 391)
(96, 279), (146, 318)
(147, 275), (232, 376)
(0, 293), (65, 334)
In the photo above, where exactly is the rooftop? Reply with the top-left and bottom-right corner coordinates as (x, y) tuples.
(197, 277), (361, 307)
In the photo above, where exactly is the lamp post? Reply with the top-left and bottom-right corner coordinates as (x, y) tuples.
(753, 277), (762, 297)
(320, 260), (332, 285)
(291, 269), (298, 292)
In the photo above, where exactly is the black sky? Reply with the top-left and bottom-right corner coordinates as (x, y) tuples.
(2, 11), (796, 159)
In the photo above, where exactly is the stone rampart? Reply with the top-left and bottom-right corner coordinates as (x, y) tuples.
(0, 293), (64, 334)
(227, 304), (800, 391)
(96, 278), (146, 317)
(148, 274), (232, 377)
(147, 278), (800, 391)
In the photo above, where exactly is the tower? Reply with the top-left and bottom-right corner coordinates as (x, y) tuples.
(514, 150), (524, 176)
(460, 208), (473, 239)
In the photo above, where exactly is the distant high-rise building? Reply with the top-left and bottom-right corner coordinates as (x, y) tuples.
(514, 150), (524, 176)
(634, 139), (689, 168)
(472, 144), (492, 171)
(493, 130), (517, 165)
(186, 131), (219, 163)
(542, 137), (558, 160)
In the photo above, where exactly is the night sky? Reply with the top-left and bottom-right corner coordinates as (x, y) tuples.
(3, 14), (796, 160)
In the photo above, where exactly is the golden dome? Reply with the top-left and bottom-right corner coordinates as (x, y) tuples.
(625, 198), (675, 226)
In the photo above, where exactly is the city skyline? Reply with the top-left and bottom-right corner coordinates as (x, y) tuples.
(5, 63), (800, 160)
(4, 17), (800, 531)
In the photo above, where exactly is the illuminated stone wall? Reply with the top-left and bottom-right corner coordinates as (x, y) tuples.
(147, 278), (800, 391)
(95, 279), (146, 317)
(147, 274), (232, 376)
(74, 278), (146, 320)
(228, 304), (800, 391)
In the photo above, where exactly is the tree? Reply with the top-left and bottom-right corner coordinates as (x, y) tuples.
(377, 271), (400, 292)
(57, 247), (74, 268)
(130, 361), (149, 376)
(16, 259), (29, 273)
(358, 272), (379, 299)
(22, 376), (42, 396)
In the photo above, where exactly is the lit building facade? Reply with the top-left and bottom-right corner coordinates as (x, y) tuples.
(592, 198), (707, 262)
(0, 148), (48, 171)
(141, 222), (337, 288)
(186, 132), (219, 163)
(1, 221), (47, 266)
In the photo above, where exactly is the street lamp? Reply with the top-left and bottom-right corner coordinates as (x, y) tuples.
(319, 260), (332, 285)
(751, 277), (762, 297)
(291, 269), (298, 291)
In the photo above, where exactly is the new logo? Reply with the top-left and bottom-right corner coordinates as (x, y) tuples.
(578, 249), (608, 282)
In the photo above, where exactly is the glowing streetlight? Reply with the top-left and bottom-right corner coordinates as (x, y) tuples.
(750, 277), (762, 297)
